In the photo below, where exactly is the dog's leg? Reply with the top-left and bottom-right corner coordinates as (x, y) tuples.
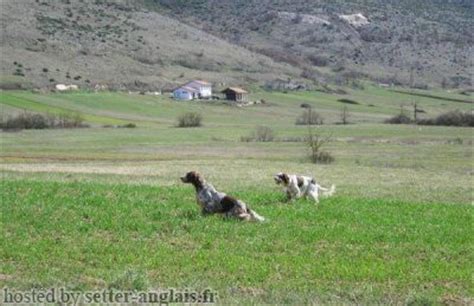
(247, 209), (265, 222)
(308, 184), (320, 203)
(237, 213), (252, 221)
(284, 189), (294, 202)
(308, 191), (319, 203)
(289, 183), (301, 200)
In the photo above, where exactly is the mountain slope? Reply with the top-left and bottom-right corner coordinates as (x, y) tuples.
(1, 0), (472, 90)
(146, 0), (473, 88)
(0, 0), (300, 90)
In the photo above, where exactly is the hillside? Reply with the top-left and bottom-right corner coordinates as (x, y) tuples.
(0, 0), (472, 90)
(146, 0), (473, 88)
(0, 0), (299, 90)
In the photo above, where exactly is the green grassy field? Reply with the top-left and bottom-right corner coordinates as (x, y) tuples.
(0, 87), (472, 304)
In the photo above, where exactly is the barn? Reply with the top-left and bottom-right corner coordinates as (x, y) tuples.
(173, 80), (212, 100)
(221, 87), (248, 102)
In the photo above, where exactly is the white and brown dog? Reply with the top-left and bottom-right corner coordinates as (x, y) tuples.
(181, 171), (265, 222)
(274, 172), (335, 203)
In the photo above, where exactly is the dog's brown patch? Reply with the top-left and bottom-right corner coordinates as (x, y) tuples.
(220, 196), (238, 213)
(181, 171), (204, 192)
(281, 173), (289, 185)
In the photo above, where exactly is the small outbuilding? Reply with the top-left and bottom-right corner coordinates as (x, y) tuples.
(221, 87), (248, 102)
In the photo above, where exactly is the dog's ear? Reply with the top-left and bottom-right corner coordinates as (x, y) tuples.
(193, 171), (203, 184)
(282, 173), (289, 184)
(181, 171), (198, 183)
(188, 171), (204, 185)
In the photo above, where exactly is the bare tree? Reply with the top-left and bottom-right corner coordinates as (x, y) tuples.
(340, 106), (350, 125)
(306, 107), (334, 164)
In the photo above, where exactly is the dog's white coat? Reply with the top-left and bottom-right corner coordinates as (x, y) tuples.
(276, 173), (335, 203)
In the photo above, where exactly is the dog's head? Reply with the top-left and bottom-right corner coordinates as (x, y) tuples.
(180, 171), (204, 189)
(274, 172), (290, 186)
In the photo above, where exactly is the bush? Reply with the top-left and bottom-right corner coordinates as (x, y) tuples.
(1, 112), (87, 130)
(384, 114), (412, 124)
(418, 111), (474, 127)
(385, 110), (474, 127)
(306, 126), (334, 164)
(1, 113), (48, 130)
(177, 112), (202, 128)
(119, 123), (137, 128)
(338, 98), (359, 105)
(296, 109), (324, 125)
(307, 54), (329, 67)
(241, 126), (275, 142)
(55, 112), (86, 128)
(310, 151), (335, 164)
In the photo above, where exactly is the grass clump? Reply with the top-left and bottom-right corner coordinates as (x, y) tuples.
(177, 112), (202, 127)
(108, 269), (149, 291)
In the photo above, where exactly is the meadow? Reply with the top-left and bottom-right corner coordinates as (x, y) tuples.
(0, 86), (472, 304)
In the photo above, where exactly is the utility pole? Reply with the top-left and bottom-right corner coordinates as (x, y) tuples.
(413, 103), (418, 123)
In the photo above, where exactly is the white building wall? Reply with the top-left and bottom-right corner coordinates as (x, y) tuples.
(199, 86), (212, 97)
(173, 89), (193, 100)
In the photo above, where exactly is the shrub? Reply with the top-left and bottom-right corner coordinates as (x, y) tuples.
(384, 114), (412, 124)
(418, 110), (474, 127)
(296, 109), (324, 125)
(241, 126), (275, 142)
(307, 54), (329, 67)
(55, 112), (86, 128)
(311, 151), (335, 164)
(1, 113), (48, 130)
(1, 112), (87, 130)
(338, 98), (359, 105)
(177, 112), (202, 128)
(306, 125), (334, 164)
(119, 123), (137, 128)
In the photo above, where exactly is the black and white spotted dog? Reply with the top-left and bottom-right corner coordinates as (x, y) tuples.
(274, 172), (335, 203)
(180, 171), (265, 222)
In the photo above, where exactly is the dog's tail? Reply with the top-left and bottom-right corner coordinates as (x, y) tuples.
(319, 184), (336, 197)
(247, 208), (266, 222)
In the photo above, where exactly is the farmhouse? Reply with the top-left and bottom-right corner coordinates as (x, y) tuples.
(221, 87), (248, 102)
(173, 80), (212, 100)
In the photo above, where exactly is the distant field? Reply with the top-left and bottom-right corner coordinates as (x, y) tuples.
(0, 87), (472, 304)
(1, 86), (472, 126)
